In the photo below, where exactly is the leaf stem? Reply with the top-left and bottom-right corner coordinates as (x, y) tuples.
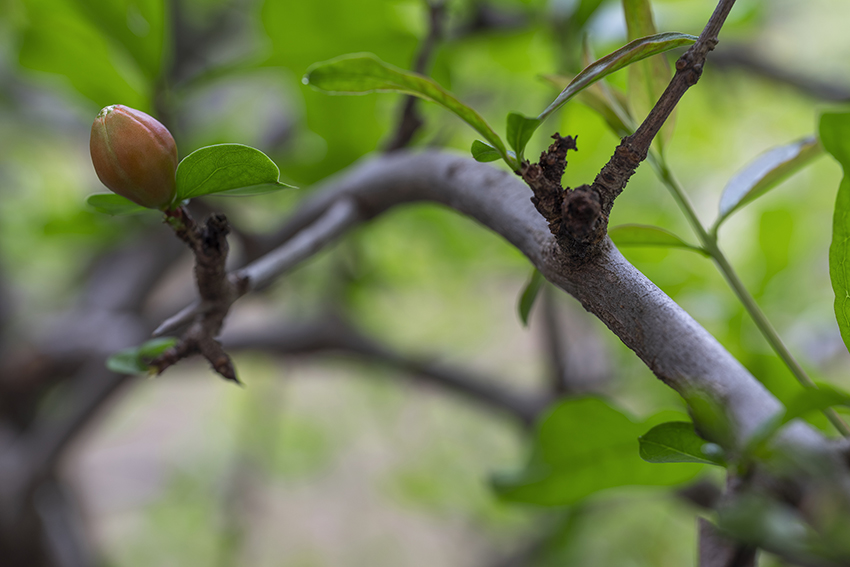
(651, 158), (850, 437)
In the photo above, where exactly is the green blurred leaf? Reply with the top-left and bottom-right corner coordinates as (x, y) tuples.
(570, 0), (607, 30)
(537, 33), (697, 123)
(304, 53), (516, 169)
(623, 0), (675, 151)
(639, 421), (726, 466)
(747, 384), (850, 453)
(106, 349), (149, 374)
(714, 137), (822, 231)
(493, 398), (702, 506)
(70, 0), (166, 79)
(684, 392), (736, 450)
(86, 194), (149, 216)
(18, 0), (150, 109)
(821, 112), (850, 357)
(717, 493), (812, 555)
(784, 385), (850, 424)
(471, 140), (503, 163)
(138, 336), (179, 358)
(175, 144), (295, 201)
(106, 337), (177, 375)
(506, 112), (542, 162)
(609, 224), (708, 255)
(518, 268), (544, 327)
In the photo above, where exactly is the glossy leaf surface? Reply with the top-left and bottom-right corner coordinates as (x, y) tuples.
(506, 112), (542, 162)
(715, 137), (822, 231)
(639, 421), (726, 466)
(471, 140), (502, 163)
(537, 33), (696, 123)
(175, 144), (294, 201)
(623, 0), (675, 151)
(304, 53), (514, 168)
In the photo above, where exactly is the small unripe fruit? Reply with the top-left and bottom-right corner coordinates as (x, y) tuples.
(90, 105), (178, 209)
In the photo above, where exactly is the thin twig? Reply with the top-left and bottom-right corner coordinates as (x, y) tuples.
(154, 198), (361, 337)
(385, 1), (447, 152)
(241, 198), (360, 291)
(152, 207), (244, 382)
(523, 0), (738, 257)
(592, 0), (737, 215)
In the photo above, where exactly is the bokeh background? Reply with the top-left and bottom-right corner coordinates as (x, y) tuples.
(1, 0), (850, 565)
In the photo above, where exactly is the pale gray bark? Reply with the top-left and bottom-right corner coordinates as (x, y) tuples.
(158, 149), (835, 455)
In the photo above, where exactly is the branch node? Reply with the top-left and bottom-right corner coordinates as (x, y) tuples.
(150, 210), (241, 383)
(563, 185), (602, 240)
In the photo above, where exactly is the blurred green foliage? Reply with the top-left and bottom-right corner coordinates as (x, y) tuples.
(3, 0), (850, 564)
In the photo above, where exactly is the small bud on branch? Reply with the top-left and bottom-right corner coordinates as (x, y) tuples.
(90, 105), (178, 210)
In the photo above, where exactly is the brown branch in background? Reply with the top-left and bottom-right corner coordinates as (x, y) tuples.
(524, 0), (737, 259)
(698, 518), (757, 567)
(540, 286), (570, 395)
(221, 316), (548, 427)
(34, 477), (96, 567)
(711, 47), (850, 102)
(384, 0), (447, 152)
(150, 207), (246, 382)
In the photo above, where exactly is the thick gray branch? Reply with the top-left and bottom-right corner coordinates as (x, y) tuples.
(154, 150), (846, 465)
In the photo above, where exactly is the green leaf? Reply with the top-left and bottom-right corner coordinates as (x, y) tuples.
(548, 78), (635, 139)
(471, 140), (503, 163)
(174, 144), (295, 201)
(717, 493), (812, 554)
(70, 0), (166, 79)
(138, 337), (179, 359)
(106, 349), (149, 375)
(609, 224), (708, 255)
(106, 337), (178, 375)
(542, 37), (636, 140)
(623, 0), (675, 152)
(639, 421), (726, 466)
(506, 113), (542, 162)
(537, 33), (697, 123)
(821, 112), (850, 357)
(18, 0), (149, 109)
(570, 0), (607, 30)
(304, 53), (516, 169)
(492, 398), (702, 506)
(747, 384), (850, 453)
(86, 194), (149, 216)
(518, 268), (544, 327)
(214, 184), (296, 197)
(714, 137), (823, 231)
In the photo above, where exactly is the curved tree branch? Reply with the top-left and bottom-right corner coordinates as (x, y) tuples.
(153, 149), (846, 470)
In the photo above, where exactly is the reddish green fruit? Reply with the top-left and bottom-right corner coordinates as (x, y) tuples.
(90, 105), (178, 209)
